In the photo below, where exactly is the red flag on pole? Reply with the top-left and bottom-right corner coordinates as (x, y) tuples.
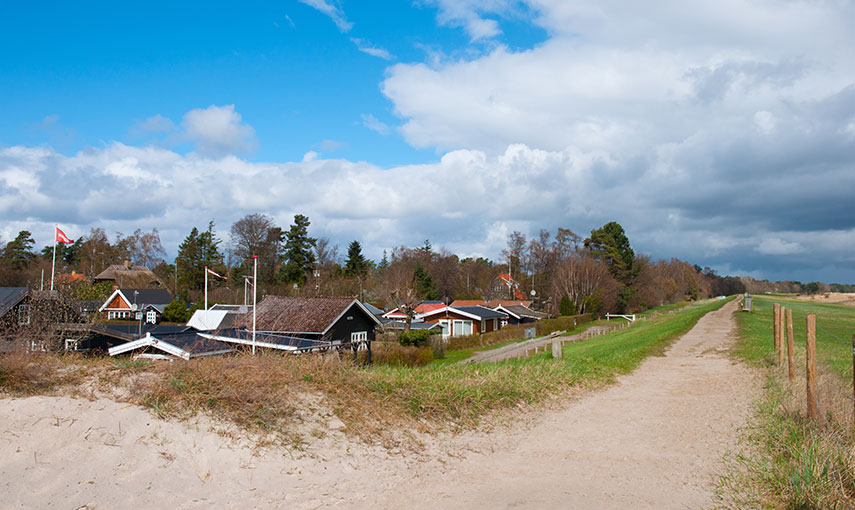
(244, 276), (254, 287)
(56, 226), (73, 244)
(206, 267), (228, 280)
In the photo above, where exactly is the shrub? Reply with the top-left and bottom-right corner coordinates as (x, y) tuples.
(398, 329), (432, 346)
(559, 295), (575, 316)
(372, 343), (434, 367)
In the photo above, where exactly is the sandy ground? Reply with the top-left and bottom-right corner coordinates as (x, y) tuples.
(791, 292), (855, 306)
(1, 300), (757, 509)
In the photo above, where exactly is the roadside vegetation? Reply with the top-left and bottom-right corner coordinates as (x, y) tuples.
(720, 294), (855, 508)
(1, 298), (730, 448)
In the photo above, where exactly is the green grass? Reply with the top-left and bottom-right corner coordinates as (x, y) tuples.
(362, 298), (732, 426)
(722, 294), (855, 508)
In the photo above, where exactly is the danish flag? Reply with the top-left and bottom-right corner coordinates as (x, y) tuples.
(244, 276), (254, 287)
(55, 226), (73, 244)
(206, 267), (228, 280)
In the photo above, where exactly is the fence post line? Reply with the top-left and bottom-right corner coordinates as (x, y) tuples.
(779, 306), (786, 366)
(786, 308), (795, 382)
(806, 314), (821, 424)
(773, 303), (781, 356)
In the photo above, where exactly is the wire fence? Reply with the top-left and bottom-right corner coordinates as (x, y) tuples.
(771, 301), (855, 505)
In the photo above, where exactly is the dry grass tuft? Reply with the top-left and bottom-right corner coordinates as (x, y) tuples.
(371, 343), (434, 367)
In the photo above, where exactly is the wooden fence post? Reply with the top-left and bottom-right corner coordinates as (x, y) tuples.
(779, 306), (786, 366)
(806, 314), (822, 424)
(552, 339), (561, 359)
(786, 308), (795, 382)
(773, 303), (781, 356)
(852, 334), (855, 436)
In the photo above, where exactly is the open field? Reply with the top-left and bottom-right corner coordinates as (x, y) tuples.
(790, 292), (855, 307)
(722, 294), (855, 508)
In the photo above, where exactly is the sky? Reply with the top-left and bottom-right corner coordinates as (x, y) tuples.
(1, 0), (853, 284)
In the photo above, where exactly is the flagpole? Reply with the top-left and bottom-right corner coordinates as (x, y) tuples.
(204, 265), (208, 311)
(252, 255), (257, 355)
(244, 277), (247, 306)
(50, 225), (57, 292)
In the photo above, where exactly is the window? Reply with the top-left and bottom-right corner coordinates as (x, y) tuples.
(439, 320), (450, 337)
(453, 320), (472, 336)
(351, 331), (367, 344)
(146, 310), (157, 324)
(481, 319), (486, 332)
(501, 319), (508, 328)
(18, 305), (30, 325)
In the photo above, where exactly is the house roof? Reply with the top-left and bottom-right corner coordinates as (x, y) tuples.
(92, 323), (192, 342)
(93, 264), (164, 288)
(239, 296), (381, 334)
(187, 308), (249, 331)
(451, 299), (533, 308)
(99, 288), (173, 312)
(108, 331), (236, 360)
(383, 301), (446, 319)
(419, 305), (508, 321)
(0, 287), (28, 318)
(200, 328), (334, 352)
(495, 304), (549, 320)
(362, 302), (385, 316)
(381, 321), (442, 331)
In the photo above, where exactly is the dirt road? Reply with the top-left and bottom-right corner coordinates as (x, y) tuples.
(365, 299), (758, 509)
(0, 300), (756, 509)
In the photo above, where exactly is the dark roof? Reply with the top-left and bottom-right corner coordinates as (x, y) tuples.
(204, 328), (333, 352)
(500, 305), (549, 319)
(455, 306), (508, 319)
(93, 323), (191, 341)
(210, 304), (253, 313)
(362, 303), (385, 316)
(155, 332), (236, 356)
(0, 287), (28, 318)
(382, 321), (442, 331)
(119, 288), (173, 306)
(240, 296), (376, 333)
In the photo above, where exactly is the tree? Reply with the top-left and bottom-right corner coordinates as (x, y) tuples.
(559, 295), (575, 316)
(344, 240), (369, 277)
(125, 228), (166, 268)
(176, 223), (225, 292)
(230, 214), (282, 283)
(584, 221), (639, 311)
(278, 214), (317, 286)
(3, 231), (36, 270)
(413, 262), (439, 300)
(378, 250), (389, 270)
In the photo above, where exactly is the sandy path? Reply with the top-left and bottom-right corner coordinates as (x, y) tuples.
(0, 301), (756, 509)
(363, 299), (758, 509)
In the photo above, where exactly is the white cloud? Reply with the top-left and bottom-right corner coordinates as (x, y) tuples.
(180, 104), (257, 157)
(298, 0), (353, 32)
(3, 141), (853, 283)
(361, 114), (390, 135)
(756, 238), (804, 256)
(422, 0), (511, 41)
(350, 38), (393, 60)
(137, 114), (175, 133)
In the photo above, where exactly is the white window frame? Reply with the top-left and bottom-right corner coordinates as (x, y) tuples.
(146, 310), (157, 324)
(453, 320), (473, 337)
(351, 331), (367, 343)
(439, 319), (450, 338)
(481, 319), (486, 332)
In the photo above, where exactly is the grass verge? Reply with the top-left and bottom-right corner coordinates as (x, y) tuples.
(719, 294), (855, 508)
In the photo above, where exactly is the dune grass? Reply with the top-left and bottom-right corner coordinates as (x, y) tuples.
(721, 294), (855, 508)
(1, 298), (731, 447)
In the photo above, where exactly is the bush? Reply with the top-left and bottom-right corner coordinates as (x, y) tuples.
(559, 295), (575, 316)
(398, 329), (432, 347)
(372, 343), (434, 367)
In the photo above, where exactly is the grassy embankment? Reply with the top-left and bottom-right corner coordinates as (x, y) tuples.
(0, 298), (730, 447)
(721, 294), (855, 508)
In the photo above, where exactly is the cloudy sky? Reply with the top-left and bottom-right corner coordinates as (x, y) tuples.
(1, 0), (853, 283)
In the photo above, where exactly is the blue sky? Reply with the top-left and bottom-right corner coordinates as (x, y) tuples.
(1, 1), (854, 284)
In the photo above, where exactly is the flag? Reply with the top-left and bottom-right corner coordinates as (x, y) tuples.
(206, 267), (227, 280)
(244, 276), (254, 287)
(55, 226), (73, 244)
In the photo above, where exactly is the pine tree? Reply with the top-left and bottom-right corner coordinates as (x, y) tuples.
(278, 214), (317, 286)
(4, 230), (36, 270)
(413, 262), (439, 300)
(344, 240), (369, 277)
(378, 250), (389, 270)
(175, 223), (224, 292)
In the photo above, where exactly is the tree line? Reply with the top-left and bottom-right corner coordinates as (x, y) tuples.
(0, 217), (840, 316)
